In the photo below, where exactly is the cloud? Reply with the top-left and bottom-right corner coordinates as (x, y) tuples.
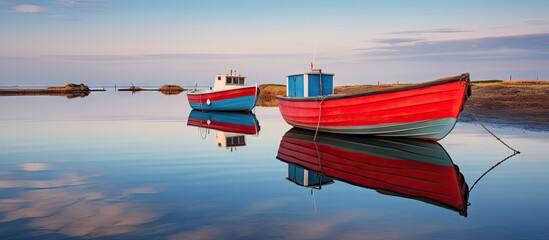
(388, 28), (473, 35)
(0, 173), (86, 188)
(358, 32), (549, 61)
(0, 168), (161, 238)
(43, 53), (307, 62)
(18, 163), (53, 171)
(526, 19), (549, 25)
(12, 4), (47, 13)
(167, 227), (225, 240)
(57, 0), (107, 11)
(49, 14), (82, 21)
(374, 38), (424, 45)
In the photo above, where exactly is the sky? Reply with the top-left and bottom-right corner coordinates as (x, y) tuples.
(1, 0), (548, 86)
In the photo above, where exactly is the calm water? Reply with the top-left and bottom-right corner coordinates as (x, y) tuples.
(0, 91), (548, 240)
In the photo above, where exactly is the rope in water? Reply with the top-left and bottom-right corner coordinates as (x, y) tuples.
(199, 126), (208, 139)
(311, 96), (329, 192)
(313, 140), (324, 176)
(468, 151), (519, 193)
(472, 112), (520, 154)
(467, 111), (521, 194)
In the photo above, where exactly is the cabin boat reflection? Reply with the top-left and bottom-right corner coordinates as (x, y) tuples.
(216, 132), (246, 148)
(287, 163), (334, 188)
(276, 128), (469, 216)
(187, 110), (260, 151)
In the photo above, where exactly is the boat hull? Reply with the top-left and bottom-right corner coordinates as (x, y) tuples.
(276, 128), (469, 216)
(276, 73), (470, 140)
(187, 86), (259, 111)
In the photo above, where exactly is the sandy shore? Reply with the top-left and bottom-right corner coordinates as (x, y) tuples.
(258, 81), (549, 131)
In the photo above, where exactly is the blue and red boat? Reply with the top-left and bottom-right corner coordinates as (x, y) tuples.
(187, 72), (259, 111)
(277, 128), (469, 216)
(276, 70), (471, 141)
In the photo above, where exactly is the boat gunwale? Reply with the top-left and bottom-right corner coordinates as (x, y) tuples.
(275, 73), (469, 102)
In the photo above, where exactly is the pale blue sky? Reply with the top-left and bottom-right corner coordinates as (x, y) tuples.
(1, 0), (548, 86)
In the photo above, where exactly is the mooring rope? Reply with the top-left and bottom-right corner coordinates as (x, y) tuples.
(467, 111), (521, 197)
(471, 113), (521, 154)
(313, 96), (327, 141)
(199, 127), (208, 139)
(468, 151), (519, 193)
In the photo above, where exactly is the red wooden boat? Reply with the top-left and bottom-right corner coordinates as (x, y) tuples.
(277, 128), (469, 216)
(276, 73), (471, 140)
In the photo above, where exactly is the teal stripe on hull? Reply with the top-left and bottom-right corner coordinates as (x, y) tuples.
(288, 118), (458, 140)
(189, 95), (257, 111)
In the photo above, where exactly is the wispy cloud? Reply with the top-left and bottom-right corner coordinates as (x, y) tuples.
(7, 1), (107, 19)
(49, 13), (81, 21)
(12, 4), (47, 13)
(374, 38), (424, 45)
(358, 32), (549, 61)
(526, 19), (549, 25)
(388, 28), (473, 35)
(43, 53), (308, 62)
(57, 0), (107, 11)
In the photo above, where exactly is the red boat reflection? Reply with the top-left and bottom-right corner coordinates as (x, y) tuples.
(276, 128), (469, 216)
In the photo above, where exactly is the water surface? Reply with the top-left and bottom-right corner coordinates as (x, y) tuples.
(0, 91), (548, 239)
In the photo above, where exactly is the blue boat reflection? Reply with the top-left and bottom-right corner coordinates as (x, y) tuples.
(276, 128), (469, 217)
(187, 110), (260, 150)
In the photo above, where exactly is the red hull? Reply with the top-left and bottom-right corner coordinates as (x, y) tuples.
(276, 73), (470, 140)
(277, 129), (469, 216)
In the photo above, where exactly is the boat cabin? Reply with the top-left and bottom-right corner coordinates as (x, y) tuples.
(213, 72), (247, 91)
(286, 163), (334, 188)
(286, 69), (334, 97)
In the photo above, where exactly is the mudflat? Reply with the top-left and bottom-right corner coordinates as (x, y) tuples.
(461, 83), (549, 130)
